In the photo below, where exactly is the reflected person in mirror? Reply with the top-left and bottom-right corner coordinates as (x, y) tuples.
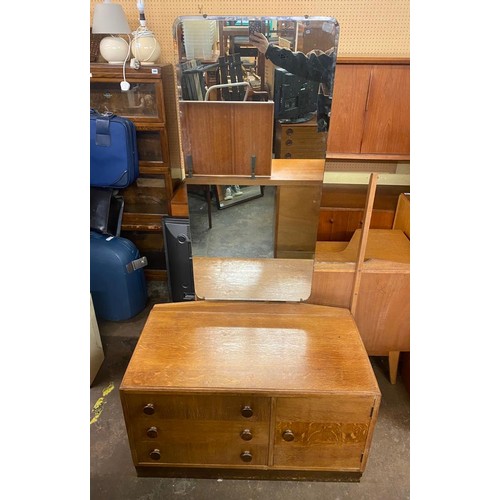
(249, 32), (335, 132)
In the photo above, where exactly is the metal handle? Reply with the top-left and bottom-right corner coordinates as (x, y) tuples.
(282, 429), (295, 442)
(205, 82), (252, 101)
(126, 256), (148, 273)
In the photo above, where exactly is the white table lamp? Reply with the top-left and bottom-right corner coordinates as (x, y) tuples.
(92, 0), (131, 64)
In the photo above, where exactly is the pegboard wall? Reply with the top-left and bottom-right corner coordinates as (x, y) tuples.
(89, 1), (410, 64)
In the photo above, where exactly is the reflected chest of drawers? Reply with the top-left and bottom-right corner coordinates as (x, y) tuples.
(120, 301), (381, 480)
(274, 120), (327, 159)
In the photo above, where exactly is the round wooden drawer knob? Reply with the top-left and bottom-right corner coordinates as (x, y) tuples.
(286, 128), (294, 135)
(143, 403), (155, 415)
(149, 449), (161, 460)
(240, 429), (253, 441)
(284, 153), (292, 159)
(241, 405), (253, 418)
(146, 426), (158, 438)
(282, 430), (295, 442)
(286, 139), (293, 146)
(240, 451), (253, 463)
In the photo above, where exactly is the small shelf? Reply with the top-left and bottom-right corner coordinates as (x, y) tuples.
(326, 153), (410, 162)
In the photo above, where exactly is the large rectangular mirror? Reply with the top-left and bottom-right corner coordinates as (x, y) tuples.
(171, 16), (339, 301)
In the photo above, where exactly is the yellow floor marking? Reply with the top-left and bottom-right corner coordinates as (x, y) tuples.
(90, 382), (114, 425)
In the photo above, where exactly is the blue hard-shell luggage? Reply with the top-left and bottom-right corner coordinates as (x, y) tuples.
(90, 109), (139, 188)
(90, 231), (148, 321)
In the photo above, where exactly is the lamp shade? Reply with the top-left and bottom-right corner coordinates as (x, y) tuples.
(92, 1), (131, 34)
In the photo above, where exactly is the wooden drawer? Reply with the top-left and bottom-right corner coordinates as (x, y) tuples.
(275, 124), (326, 159)
(123, 393), (270, 421)
(123, 393), (271, 466)
(273, 395), (376, 470)
(278, 147), (325, 159)
(133, 419), (269, 466)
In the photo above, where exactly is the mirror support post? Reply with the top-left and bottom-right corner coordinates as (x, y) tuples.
(350, 173), (379, 316)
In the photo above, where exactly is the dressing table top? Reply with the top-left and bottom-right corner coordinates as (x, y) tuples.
(120, 301), (379, 396)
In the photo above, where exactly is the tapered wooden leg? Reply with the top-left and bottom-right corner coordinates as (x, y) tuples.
(389, 351), (401, 384)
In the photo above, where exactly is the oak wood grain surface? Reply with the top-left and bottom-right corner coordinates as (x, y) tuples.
(120, 302), (379, 395)
(192, 257), (314, 302)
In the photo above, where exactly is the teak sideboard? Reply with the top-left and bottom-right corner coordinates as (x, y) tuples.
(120, 301), (381, 480)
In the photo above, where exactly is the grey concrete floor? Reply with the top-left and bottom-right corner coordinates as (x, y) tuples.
(91, 295), (410, 499)
(188, 185), (275, 259)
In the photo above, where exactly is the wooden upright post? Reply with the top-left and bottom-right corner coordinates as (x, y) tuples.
(350, 173), (379, 316)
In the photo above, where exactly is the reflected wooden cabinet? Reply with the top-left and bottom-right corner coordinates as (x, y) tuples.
(90, 63), (182, 280)
(327, 59), (410, 160)
(317, 207), (394, 241)
(317, 184), (409, 242)
(180, 101), (274, 177)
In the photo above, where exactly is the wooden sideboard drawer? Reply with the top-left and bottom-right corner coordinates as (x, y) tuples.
(273, 395), (376, 469)
(131, 419), (270, 445)
(134, 420), (269, 466)
(274, 121), (326, 159)
(279, 148), (325, 159)
(122, 393), (271, 466)
(122, 393), (271, 421)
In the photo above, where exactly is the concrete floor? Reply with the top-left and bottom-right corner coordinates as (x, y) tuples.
(90, 298), (410, 500)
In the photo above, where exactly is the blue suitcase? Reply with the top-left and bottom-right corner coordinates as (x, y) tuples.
(90, 231), (148, 321)
(90, 109), (139, 188)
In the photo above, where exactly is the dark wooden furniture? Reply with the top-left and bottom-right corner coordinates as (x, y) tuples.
(327, 59), (410, 161)
(274, 118), (326, 159)
(120, 301), (381, 480)
(90, 63), (181, 281)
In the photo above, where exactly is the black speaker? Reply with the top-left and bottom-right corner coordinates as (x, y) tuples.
(162, 217), (195, 302)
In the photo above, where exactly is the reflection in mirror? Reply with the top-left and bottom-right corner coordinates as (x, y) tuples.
(188, 185), (275, 259)
(173, 16), (339, 160)
(172, 16), (339, 300)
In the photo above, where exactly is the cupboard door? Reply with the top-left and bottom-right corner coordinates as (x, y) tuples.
(327, 64), (371, 153)
(273, 396), (375, 470)
(317, 208), (395, 242)
(180, 101), (273, 176)
(361, 65), (410, 154)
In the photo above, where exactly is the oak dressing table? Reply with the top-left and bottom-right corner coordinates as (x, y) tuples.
(119, 14), (381, 481)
